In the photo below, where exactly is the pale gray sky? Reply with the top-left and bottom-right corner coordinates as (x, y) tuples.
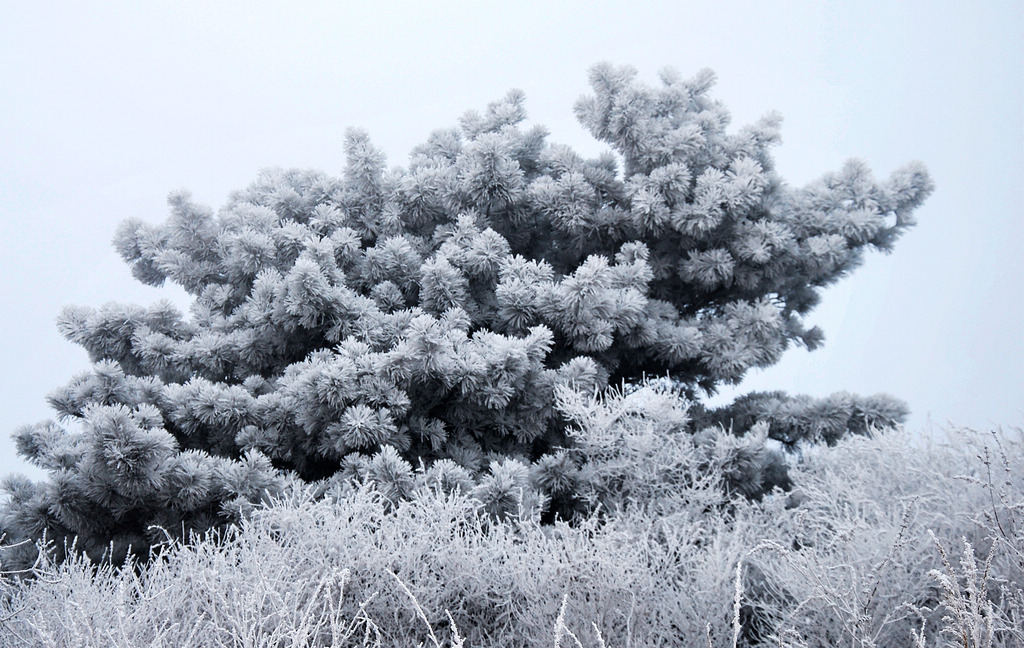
(2, 1), (1021, 479)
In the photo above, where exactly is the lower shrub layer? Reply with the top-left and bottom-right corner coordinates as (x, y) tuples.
(2, 425), (1022, 647)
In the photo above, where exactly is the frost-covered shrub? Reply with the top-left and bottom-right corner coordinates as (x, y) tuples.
(552, 383), (789, 517)
(2, 426), (1021, 647)
(1, 478), (741, 648)
(753, 427), (1024, 647)
(1, 63), (931, 560)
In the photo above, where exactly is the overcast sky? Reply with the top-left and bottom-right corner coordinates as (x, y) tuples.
(1, 1), (1021, 479)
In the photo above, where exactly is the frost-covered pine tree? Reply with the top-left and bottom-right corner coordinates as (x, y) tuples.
(1, 64), (931, 563)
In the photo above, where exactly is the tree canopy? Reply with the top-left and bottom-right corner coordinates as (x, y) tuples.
(1, 64), (932, 563)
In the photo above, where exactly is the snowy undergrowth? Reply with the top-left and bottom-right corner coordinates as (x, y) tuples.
(2, 399), (1021, 647)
